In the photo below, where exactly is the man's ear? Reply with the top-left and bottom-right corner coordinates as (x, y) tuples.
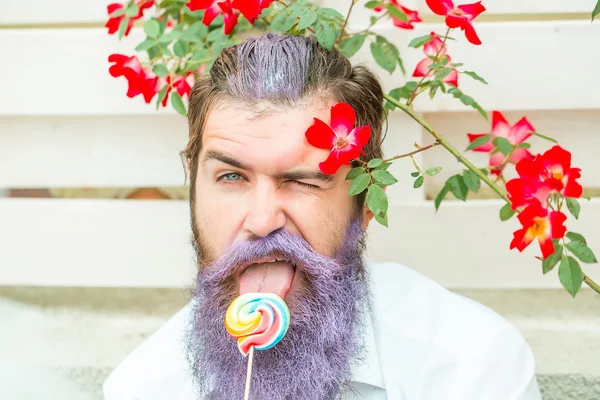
(361, 185), (386, 229)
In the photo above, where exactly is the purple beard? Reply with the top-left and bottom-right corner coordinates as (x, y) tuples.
(184, 220), (371, 399)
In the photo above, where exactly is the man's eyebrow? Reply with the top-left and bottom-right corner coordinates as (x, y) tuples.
(275, 169), (334, 183)
(202, 150), (249, 170)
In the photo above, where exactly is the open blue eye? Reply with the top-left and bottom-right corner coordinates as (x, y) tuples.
(220, 172), (243, 182)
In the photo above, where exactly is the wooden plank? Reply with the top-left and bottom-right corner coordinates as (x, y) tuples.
(1, 21), (599, 116)
(1, 0), (593, 25)
(415, 0), (595, 15)
(0, 115), (188, 187)
(358, 21), (600, 113)
(381, 112), (426, 202)
(0, 198), (196, 287)
(0, 0), (113, 25)
(1, 197), (598, 288)
(418, 110), (600, 198)
(367, 198), (600, 289)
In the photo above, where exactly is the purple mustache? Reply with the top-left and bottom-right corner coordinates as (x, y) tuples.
(185, 221), (371, 399)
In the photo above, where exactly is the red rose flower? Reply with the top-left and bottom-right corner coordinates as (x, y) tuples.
(467, 110), (535, 176)
(108, 54), (147, 98)
(510, 200), (567, 259)
(305, 103), (371, 174)
(231, 0), (274, 24)
(412, 32), (458, 87)
(506, 145), (583, 210)
(425, 0), (485, 45)
(186, 0), (239, 34)
(106, 1), (155, 37)
(374, 0), (422, 29)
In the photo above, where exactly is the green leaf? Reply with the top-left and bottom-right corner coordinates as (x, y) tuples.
(346, 167), (366, 180)
(410, 171), (420, 177)
(155, 85), (169, 110)
(499, 203), (516, 221)
(517, 142), (531, 149)
(315, 20), (336, 50)
(386, 4), (408, 22)
(270, 9), (290, 31)
(558, 255), (583, 297)
(463, 70), (488, 84)
(318, 7), (345, 21)
(349, 173), (371, 196)
(109, 7), (127, 17)
(144, 19), (161, 38)
(372, 170), (398, 187)
(158, 30), (181, 43)
(152, 64), (170, 77)
(466, 134), (491, 151)
(174, 40), (189, 57)
(462, 169), (481, 192)
(447, 175), (468, 201)
(565, 197), (580, 219)
(451, 62), (464, 67)
(566, 231), (586, 245)
(434, 183), (449, 211)
(413, 175), (424, 188)
(298, 11), (317, 30)
(364, 1), (384, 9)
(593, 0), (600, 21)
(532, 131), (558, 143)
(427, 63), (443, 70)
(376, 162), (392, 170)
(191, 48), (210, 61)
(408, 34), (433, 48)
(460, 94), (474, 106)
(367, 184), (389, 215)
(171, 92), (187, 116)
(542, 244), (563, 274)
(493, 137), (513, 156)
(425, 166), (442, 176)
(125, 2), (139, 17)
(566, 241), (598, 264)
(339, 34), (366, 58)
(135, 38), (156, 51)
(367, 158), (383, 168)
(117, 16), (130, 39)
(370, 36), (397, 74)
(374, 209), (388, 227)
(435, 67), (453, 81)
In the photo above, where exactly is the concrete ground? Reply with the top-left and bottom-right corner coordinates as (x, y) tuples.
(1, 286), (599, 400)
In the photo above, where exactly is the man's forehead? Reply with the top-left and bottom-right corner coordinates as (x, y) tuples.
(201, 100), (333, 148)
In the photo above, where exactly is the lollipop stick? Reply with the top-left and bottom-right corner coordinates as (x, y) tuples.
(244, 346), (255, 400)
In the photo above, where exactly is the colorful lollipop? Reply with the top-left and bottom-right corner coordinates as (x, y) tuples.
(225, 292), (290, 356)
(225, 292), (291, 400)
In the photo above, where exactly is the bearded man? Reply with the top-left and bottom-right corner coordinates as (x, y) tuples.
(103, 32), (542, 400)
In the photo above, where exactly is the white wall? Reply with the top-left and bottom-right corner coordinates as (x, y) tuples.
(1, 0), (599, 289)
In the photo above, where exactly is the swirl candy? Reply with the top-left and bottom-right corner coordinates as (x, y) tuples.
(225, 292), (290, 356)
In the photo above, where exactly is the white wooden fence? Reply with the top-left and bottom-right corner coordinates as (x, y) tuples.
(1, 0), (599, 289)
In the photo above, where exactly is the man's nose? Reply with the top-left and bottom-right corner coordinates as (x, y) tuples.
(242, 182), (286, 238)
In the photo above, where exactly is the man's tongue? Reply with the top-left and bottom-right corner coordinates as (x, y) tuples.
(239, 261), (295, 299)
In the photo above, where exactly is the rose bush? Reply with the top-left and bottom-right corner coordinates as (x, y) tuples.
(105, 0), (600, 297)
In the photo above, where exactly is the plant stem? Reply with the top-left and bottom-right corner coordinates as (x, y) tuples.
(338, 0), (359, 44)
(407, 27), (451, 106)
(384, 93), (509, 202)
(382, 141), (439, 163)
(584, 274), (600, 294)
(382, 93), (600, 295)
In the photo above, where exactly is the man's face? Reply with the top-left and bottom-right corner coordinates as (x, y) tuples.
(192, 99), (368, 300)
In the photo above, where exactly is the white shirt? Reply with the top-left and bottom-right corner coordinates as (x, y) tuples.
(103, 261), (542, 399)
